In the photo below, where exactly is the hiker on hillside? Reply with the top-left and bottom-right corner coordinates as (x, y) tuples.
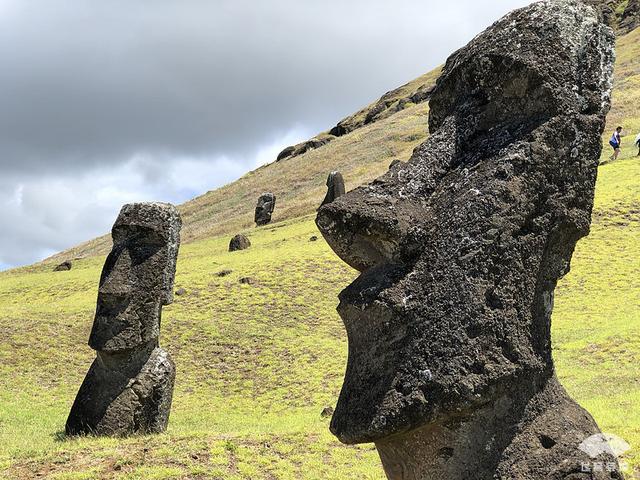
(609, 126), (623, 161)
(635, 131), (640, 156)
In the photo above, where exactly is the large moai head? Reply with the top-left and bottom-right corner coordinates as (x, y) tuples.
(89, 202), (182, 353)
(317, 0), (614, 446)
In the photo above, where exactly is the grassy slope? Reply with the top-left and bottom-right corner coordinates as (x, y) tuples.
(0, 28), (639, 480)
(45, 67), (442, 265)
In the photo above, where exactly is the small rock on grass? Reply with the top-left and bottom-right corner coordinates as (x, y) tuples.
(54, 261), (72, 271)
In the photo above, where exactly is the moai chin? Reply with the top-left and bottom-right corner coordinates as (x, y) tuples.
(66, 202), (181, 436)
(317, 1), (620, 479)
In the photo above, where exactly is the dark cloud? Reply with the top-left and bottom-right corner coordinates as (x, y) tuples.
(0, 0), (532, 268)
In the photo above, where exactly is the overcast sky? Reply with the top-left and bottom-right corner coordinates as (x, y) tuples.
(0, 0), (533, 270)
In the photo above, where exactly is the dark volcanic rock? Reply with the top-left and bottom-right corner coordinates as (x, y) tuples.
(620, 0), (640, 33)
(316, 1), (618, 478)
(276, 145), (296, 161)
(175, 287), (186, 296)
(309, 235), (318, 242)
(54, 261), (72, 271)
(583, 0), (639, 34)
(229, 234), (251, 252)
(66, 202), (181, 437)
(255, 193), (276, 226)
(321, 406), (334, 418)
(216, 269), (233, 277)
(239, 276), (255, 285)
(320, 171), (346, 208)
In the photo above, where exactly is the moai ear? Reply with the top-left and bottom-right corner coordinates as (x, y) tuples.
(160, 205), (182, 306)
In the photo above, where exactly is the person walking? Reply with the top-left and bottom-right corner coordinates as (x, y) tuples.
(609, 126), (623, 161)
(635, 131), (640, 156)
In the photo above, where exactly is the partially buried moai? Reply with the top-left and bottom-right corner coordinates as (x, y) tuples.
(320, 171), (346, 208)
(255, 192), (276, 226)
(317, 1), (620, 479)
(66, 202), (181, 436)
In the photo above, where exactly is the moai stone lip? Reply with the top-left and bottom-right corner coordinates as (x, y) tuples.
(317, 1), (617, 477)
(66, 202), (181, 437)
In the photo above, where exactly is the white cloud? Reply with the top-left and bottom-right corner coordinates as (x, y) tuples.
(0, 0), (533, 269)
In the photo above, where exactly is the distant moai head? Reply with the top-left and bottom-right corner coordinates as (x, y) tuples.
(317, 0), (614, 445)
(89, 202), (181, 352)
(320, 171), (346, 208)
(255, 192), (276, 226)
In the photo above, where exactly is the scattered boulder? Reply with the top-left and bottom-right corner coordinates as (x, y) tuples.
(66, 202), (181, 436)
(309, 235), (318, 242)
(175, 288), (186, 296)
(53, 261), (72, 272)
(229, 234), (251, 252)
(275, 135), (336, 162)
(321, 406), (334, 418)
(239, 277), (255, 285)
(216, 269), (233, 277)
(317, 1), (617, 478)
(276, 145), (296, 161)
(255, 193), (276, 226)
(320, 171), (346, 208)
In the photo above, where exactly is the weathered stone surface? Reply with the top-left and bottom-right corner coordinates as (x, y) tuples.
(175, 287), (186, 296)
(320, 171), (346, 208)
(317, 1), (618, 478)
(229, 234), (251, 252)
(255, 193), (276, 226)
(54, 261), (72, 271)
(66, 202), (181, 437)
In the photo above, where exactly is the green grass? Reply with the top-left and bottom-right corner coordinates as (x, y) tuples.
(0, 24), (638, 480)
(1, 153), (640, 478)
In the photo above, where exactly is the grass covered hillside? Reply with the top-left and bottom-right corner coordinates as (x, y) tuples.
(0, 154), (639, 479)
(0, 23), (639, 480)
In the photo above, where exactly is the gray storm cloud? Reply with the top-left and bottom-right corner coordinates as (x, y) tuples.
(0, 0), (532, 268)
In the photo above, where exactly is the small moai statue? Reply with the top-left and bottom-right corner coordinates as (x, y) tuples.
(320, 171), (345, 208)
(65, 202), (181, 436)
(254, 192), (276, 226)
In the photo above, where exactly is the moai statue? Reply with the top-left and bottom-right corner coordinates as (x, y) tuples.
(66, 202), (181, 436)
(317, 1), (619, 479)
(320, 171), (346, 208)
(255, 192), (276, 226)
